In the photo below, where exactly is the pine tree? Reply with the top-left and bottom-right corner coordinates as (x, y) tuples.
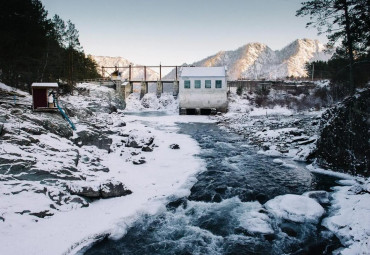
(297, 0), (369, 94)
(0, 0), (50, 89)
(0, 0), (101, 91)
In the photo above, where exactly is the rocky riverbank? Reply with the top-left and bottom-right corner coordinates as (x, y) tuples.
(0, 82), (204, 255)
(213, 87), (370, 254)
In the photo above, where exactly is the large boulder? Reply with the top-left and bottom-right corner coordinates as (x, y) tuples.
(67, 180), (132, 199)
(126, 129), (154, 148)
(100, 181), (132, 198)
(74, 128), (112, 151)
(313, 89), (370, 177)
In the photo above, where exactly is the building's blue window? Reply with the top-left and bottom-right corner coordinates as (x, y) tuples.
(184, 80), (190, 89)
(216, 80), (222, 88)
(205, 80), (211, 88)
(194, 80), (201, 89)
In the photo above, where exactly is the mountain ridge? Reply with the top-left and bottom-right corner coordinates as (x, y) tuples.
(92, 39), (332, 80)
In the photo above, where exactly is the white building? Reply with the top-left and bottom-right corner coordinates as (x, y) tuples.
(179, 66), (228, 114)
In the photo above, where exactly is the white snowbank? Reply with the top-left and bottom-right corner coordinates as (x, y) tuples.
(265, 194), (325, 223)
(322, 180), (370, 255)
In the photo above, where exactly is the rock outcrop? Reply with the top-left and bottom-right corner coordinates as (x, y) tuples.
(314, 89), (370, 177)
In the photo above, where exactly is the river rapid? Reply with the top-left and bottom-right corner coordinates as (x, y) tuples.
(84, 118), (342, 255)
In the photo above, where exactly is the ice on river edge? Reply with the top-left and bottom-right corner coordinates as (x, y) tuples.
(265, 194), (324, 223)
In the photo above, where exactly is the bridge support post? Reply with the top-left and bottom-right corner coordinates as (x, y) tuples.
(117, 82), (125, 100)
(129, 82), (133, 94)
(173, 80), (179, 97)
(156, 81), (163, 98)
(140, 81), (147, 99)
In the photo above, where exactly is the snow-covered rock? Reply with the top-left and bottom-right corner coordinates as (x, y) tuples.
(67, 180), (132, 199)
(314, 88), (370, 176)
(265, 194), (325, 223)
(323, 179), (370, 254)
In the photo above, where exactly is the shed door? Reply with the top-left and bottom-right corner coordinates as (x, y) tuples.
(33, 88), (47, 109)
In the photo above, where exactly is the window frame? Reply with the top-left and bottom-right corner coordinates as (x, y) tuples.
(215, 80), (222, 89)
(205, 80), (211, 89)
(194, 80), (201, 89)
(184, 80), (191, 89)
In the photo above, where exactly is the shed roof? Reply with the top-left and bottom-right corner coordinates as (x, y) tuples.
(180, 67), (226, 77)
(31, 83), (58, 88)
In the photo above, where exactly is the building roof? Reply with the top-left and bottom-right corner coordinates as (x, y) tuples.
(31, 83), (59, 88)
(180, 67), (226, 77)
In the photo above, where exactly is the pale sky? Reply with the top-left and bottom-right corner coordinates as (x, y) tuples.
(41, 0), (327, 66)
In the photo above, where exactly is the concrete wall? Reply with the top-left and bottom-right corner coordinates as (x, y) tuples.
(179, 77), (228, 112)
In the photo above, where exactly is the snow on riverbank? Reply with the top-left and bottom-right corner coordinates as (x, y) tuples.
(323, 179), (370, 255)
(0, 83), (213, 255)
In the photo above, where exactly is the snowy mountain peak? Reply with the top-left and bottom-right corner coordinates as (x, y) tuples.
(92, 39), (331, 80)
(195, 39), (331, 80)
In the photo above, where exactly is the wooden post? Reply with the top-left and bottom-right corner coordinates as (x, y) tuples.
(101, 66), (104, 77)
(144, 66), (147, 82)
(129, 65), (132, 82)
(159, 64), (162, 81)
(175, 66), (178, 81)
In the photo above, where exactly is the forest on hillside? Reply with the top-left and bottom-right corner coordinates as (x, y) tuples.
(0, 0), (101, 93)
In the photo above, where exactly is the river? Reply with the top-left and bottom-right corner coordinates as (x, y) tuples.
(84, 118), (342, 255)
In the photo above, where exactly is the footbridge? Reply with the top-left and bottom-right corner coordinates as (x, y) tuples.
(82, 65), (181, 99)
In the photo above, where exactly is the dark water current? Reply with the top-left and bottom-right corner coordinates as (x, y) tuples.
(84, 120), (343, 255)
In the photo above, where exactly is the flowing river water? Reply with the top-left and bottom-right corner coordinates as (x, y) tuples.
(84, 118), (343, 255)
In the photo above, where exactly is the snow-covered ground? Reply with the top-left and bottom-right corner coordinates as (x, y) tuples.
(0, 82), (369, 254)
(0, 83), (212, 254)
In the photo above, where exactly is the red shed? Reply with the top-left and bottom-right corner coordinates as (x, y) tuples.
(31, 83), (59, 111)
